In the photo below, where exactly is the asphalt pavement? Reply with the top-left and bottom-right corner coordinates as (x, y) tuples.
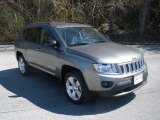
(0, 45), (160, 120)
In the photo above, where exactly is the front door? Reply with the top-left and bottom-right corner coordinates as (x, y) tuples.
(34, 28), (59, 74)
(26, 27), (59, 75)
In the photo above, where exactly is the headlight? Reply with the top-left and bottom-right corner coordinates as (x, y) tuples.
(93, 64), (117, 74)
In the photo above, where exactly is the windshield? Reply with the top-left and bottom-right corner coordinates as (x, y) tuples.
(57, 27), (111, 46)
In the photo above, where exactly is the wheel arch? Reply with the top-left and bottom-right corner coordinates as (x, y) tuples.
(16, 51), (24, 60)
(61, 65), (88, 89)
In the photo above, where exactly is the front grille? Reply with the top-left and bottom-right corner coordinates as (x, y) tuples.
(118, 59), (145, 74)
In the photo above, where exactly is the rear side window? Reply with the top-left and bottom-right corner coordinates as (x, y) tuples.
(23, 27), (41, 43)
(23, 28), (30, 41)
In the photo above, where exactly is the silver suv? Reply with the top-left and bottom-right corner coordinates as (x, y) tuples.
(15, 22), (148, 104)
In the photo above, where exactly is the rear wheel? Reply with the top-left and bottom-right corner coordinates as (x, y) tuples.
(18, 56), (29, 75)
(64, 71), (91, 104)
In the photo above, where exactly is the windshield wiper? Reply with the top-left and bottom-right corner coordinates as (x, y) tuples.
(69, 43), (90, 46)
(69, 41), (107, 46)
(94, 41), (107, 43)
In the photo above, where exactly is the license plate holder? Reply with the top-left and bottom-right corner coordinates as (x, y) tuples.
(134, 74), (143, 85)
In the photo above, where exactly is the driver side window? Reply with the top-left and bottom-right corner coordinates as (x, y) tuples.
(40, 29), (54, 45)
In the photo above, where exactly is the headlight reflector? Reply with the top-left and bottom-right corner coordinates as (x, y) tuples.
(93, 64), (117, 73)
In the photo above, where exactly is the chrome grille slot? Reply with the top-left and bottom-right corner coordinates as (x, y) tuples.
(118, 59), (145, 74)
(123, 64), (127, 73)
(126, 64), (129, 73)
(133, 62), (136, 72)
(128, 63), (132, 72)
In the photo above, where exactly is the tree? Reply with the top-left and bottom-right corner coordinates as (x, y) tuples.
(0, 1), (24, 43)
(139, 0), (150, 36)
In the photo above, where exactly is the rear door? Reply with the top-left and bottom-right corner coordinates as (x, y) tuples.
(25, 27), (42, 65)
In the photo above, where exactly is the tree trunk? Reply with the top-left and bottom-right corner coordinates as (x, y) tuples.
(37, 0), (41, 21)
(109, 12), (113, 33)
(139, 0), (150, 36)
(14, 13), (17, 22)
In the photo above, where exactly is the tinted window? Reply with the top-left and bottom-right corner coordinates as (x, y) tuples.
(29, 27), (41, 43)
(40, 29), (52, 44)
(24, 27), (41, 43)
(40, 29), (56, 45)
(23, 28), (30, 41)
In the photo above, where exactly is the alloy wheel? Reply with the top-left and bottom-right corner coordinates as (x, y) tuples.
(66, 76), (82, 101)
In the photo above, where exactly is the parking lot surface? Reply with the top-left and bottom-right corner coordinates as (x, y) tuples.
(0, 45), (160, 120)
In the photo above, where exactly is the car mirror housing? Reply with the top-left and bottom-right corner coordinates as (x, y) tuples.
(45, 39), (59, 48)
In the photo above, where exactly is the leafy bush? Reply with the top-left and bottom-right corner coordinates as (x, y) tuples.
(0, 5), (24, 43)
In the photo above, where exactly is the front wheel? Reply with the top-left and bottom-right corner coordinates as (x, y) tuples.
(64, 71), (91, 104)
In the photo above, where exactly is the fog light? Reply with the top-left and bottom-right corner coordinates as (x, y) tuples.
(101, 81), (114, 88)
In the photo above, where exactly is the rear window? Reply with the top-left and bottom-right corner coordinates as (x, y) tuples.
(23, 27), (41, 43)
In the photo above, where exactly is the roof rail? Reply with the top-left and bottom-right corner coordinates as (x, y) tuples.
(34, 22), (51, 25)
(26, 22), (52, 26)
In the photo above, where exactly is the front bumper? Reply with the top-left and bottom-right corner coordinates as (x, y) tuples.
(83, 69), (148, 97)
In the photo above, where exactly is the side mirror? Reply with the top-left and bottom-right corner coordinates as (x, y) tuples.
(45, 39), (59, 48)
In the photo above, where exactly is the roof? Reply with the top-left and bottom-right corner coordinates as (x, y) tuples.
(26, 22), (91, 28)
(51, 22), (91, 28)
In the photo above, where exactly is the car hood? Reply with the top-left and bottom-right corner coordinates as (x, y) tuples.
(66, 42), (143, 63)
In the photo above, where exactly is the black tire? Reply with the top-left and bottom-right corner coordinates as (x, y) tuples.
(64, 71), (91, 104)
(18, 56), (29, 75)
